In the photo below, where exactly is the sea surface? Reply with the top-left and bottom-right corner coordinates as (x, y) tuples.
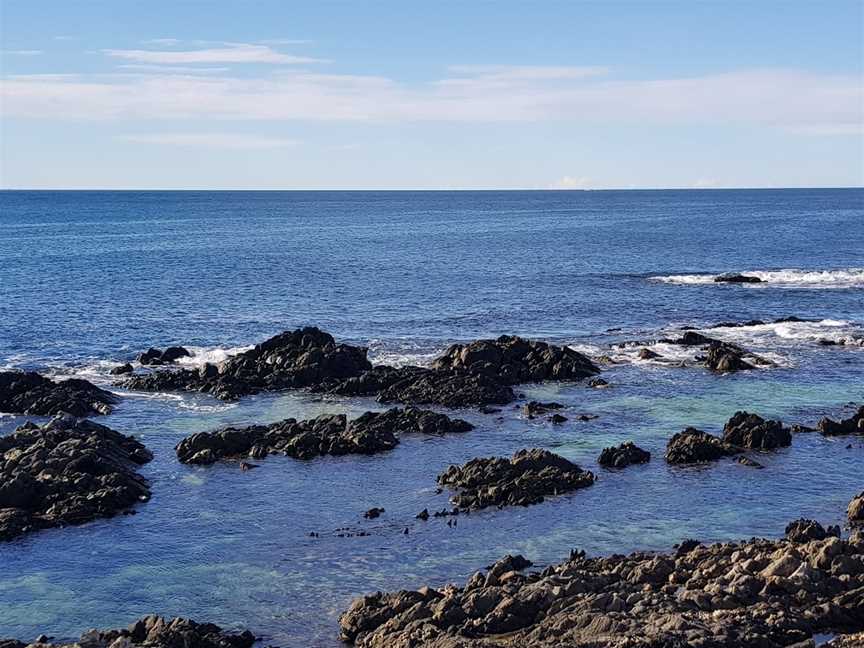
(0, 189), (862, 646)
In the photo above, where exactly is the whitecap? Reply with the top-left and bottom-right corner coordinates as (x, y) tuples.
(652, 268), (864, 288)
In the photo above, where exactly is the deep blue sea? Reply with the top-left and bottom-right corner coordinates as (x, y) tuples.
(0, 189), (862, 646)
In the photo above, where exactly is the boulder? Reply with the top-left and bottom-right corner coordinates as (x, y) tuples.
(0, 416), (152, 541)
(665, 428), (736, 464)
(785, 519), (840, 543)
(437, 448), (595, 510)
(714, 273), (763, 283)
(109, 363), (134, 376)
(0, 371), (118, 416)
(819, 406), (864, 436)
(850, 492), (864, 526)
(522, 401), (563, 418)
(598, 442), (651, 468)
(705, 341), (754, 372)
(721, 411), (791, 449)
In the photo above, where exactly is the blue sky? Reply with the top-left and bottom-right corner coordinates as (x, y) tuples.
(1, 0), (862, 189)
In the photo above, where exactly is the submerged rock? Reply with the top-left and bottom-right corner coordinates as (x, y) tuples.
(665, 427), (737, 464)
(175, 407), (472, 464)
(431, 335), (599, 384)
(819, 406), (864, 436)
(722, 411), (791, 449)
(598, 441), (651, 468)
(122, 327), (372, 400)
(0, 614), (255, 647)
(339, 519), (864, 647)
(0, 416), (152, 541)
(437, 448), (595, 510)
(521, 401), (563, 418)
(714, 272), (763, 283)
(0, 371), (118, 417)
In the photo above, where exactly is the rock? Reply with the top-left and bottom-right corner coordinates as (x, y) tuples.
(850, 492), (864, 526)
(0, 371), (118, 417)
(415, 508), (430, 521)
(587, 377), (610, 388)
(705, 341), (754, 372)
(598, 442), (651, 468)
(819, 406), (864, 436)
(0, 416), (152, 541)
(1, 615), (254, 647)
(137, 347), (164, 365)
(175, 407), (471, 464)
(824, 632), (864, 647)
(736, 456), (764, 468)
(665, 427), (736, 464)
(364, 508), (385, 519)
(714, 273), (763, 283)
(122, 327), (372, 401)
(721, 411), (791, 449)
(437, 449), (595, 510)
(431, 335), (600, 385)
(109, 363), (134, 376)
(785, 519), (840, 543)
(160, 346), (191, 362)
(547, 414), (568, 424)
(637, 348), (661, 360)
(674, 331), (716, 346)
(522, 401), (563, 418)
(339, 519), (864, 648)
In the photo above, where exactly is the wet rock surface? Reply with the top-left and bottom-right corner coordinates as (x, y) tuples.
(598, 441), (651, 468)
(431, 335), (599, 385)
(137, 346), (192, 365)
(714, 272), (763, 283)
(121, 327), (372, 400)
(339, 523), (864, 648)
(722, 411), (792, 450)
(521, 401), (563, 418)
(437, 449), (595, 510)
(665, 427), (738, 464)
(0, 416), (152, 541)
(0, 614), (255, 648)
(0, 371), (118, 417)
(819, 406), (864, 436)
(175, 407), (472, 464)
(850, 492), (864, 526)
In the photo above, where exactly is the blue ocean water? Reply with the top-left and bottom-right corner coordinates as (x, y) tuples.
(0, 189), (862, 646)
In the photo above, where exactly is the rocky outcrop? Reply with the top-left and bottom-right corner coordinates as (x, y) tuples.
(432, 335), (599, 385)
(665, 428), (737, 464)
(521, 401), (563, 418)
(850, 492), (864, 526)
(785, 519), (840, 543)
(819, 406), (864, 436)
(121, 327), (372, 400)
(722, 411), (791, 450)
(176, 407), (472, 464)
(714, 273), (763, 283)
(0, 416), (152, 541)
(437, 449), (595, 510)
(137, 346), (192, 365)
(0, 371), (118, 416)
(109, 363), (134, 376)
(704, 340), (755, 372)
(339, 522), (864, 648)
(598, 442), (651, 468)
(0, 615), (254, 647)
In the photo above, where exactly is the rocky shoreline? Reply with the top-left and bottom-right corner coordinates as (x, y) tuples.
(0, 371), (117, 417)
(339, 510), (864, 647)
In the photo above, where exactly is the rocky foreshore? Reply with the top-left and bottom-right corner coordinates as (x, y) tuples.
(0, 416), (152, 541)
(437, 449), (595, 510)
(0, 614), (255, 648)
(0, 371), (118, 417)
(339, 517), (864, 647)
(175, 407), (473, 464)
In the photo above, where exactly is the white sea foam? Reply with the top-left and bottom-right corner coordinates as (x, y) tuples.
(653, 268), (864, 288)
(366, 339), (443, 368)
(174, 344), (253, 368)
(707, 319), (864, 348)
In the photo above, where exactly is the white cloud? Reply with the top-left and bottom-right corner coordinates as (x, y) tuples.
(142, 38), (183, 46)
(101, 43), (325, 65)
(549, 175), (593, 189)
(116, 64), (231, 74)
(116, 133), (299, 149)
(1, 50), (43, 56)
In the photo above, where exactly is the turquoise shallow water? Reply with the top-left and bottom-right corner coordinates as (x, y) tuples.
(0, 189), (862, 645)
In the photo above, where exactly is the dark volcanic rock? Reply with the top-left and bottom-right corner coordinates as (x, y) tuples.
(137, 345), (192, 365)
(339, 521), (864, 648)
(819, 406), (864, 436)
(637, 348), (661, 360)
(785, 518), (840, 543)
(0, 416), (152, 541)
(122, 327), (372, 400)
(665, 427), (737, 464)
(432, 335), (599, 385)
(522, 401), (563, 418)
(598, 441), (651, 468)
(1, 614), (255, 647)
(736, 456), (764, 468)
(850, 492), (864, 526)
(0, 371), (118, 416)
(722, 411), (791, 449)
(714, 272), (763, 283)
(109, 363), (134, 376)
(437, 448), (595, 510)
(175, 407), (471, 464)
(704, 340), (755, 372)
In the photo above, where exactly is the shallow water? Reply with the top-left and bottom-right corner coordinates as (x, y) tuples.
(0, 189), (862, 645)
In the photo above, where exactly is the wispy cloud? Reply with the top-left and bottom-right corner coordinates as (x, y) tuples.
(1, 50), (43, 56)
(258, 39), (312, 46)
(142, 38), (183, 46)
(117, 133), (299, 149)
(116, 64), (231, 74)
(101, 43), (325, 65)
(446, 65), (608, 81)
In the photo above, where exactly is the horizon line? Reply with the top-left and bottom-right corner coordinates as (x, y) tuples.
(2, 186), (863, 192)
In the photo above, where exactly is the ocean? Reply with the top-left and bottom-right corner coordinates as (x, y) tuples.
(0, 188), (862, 645)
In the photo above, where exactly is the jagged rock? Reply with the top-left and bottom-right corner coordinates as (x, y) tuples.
(819, 406), (864, 436)
(175, 407), (472, 464)
(722, 411), (791, 449)
(0, 416), (152, 541)
(714, 273), (763, 283)
(432, 335), (599, 385)
(109, 363), (134, 376)
(364, 507), (385, 519)
(0, 371), (118, 416)
(437, 449), (595, 510)
(850, 492), (864, 526)
(785, 519), (840, 543)
(705, 340), (754, 372)
(339, 520), (864, 647)
(665, 427), (737, 464)
(522, 401), (563, 418)
(122, 327), (372, 400)
(0, 615), (254, 647)
(598, 442), (651, 468)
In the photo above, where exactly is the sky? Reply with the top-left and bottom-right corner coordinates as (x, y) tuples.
(0, 0), (862, 190)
